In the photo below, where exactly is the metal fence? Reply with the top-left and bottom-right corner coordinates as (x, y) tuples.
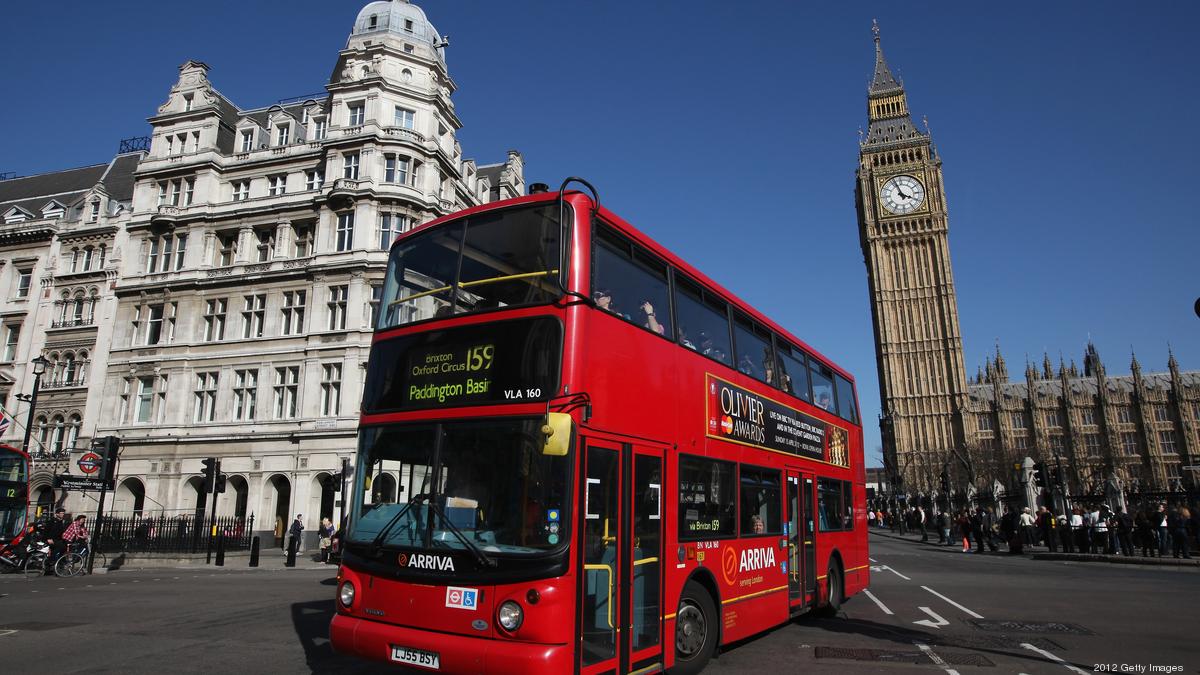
(95, 514), (255, 555)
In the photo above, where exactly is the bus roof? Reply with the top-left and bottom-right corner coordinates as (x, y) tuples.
(399, 190), (856, 383)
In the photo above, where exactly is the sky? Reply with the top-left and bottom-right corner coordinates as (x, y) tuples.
(2, 1), (1197, 466)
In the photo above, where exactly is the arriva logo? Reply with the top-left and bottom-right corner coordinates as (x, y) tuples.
(739, 547), (776, 573)
(398, 552), (456, 572)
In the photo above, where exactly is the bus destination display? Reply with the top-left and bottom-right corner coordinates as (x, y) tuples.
(407, 343), (495, 405)
(363, 317), (561, 413)
(706, 374), (848, 465)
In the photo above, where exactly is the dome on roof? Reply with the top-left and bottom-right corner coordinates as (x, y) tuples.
(352, 0), (440, 46)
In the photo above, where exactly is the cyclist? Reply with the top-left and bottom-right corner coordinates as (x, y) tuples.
(42, 508), (69, 572)
(59, 514), (92, 575)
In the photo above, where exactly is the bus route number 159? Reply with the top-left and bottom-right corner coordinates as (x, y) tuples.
(466, 344), (494, 372)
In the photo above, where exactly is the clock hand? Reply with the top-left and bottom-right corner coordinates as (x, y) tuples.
(897, 188), (911, 200)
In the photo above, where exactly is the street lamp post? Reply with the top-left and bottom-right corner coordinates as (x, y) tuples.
(18, 355), (50, 455)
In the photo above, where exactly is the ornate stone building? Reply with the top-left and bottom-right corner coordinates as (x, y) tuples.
(0, 0), (524, 539)
(856, 25), (1199, 497)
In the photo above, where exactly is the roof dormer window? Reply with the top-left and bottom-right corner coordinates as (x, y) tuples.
(368, 14), (378, 29)
(88, 201), (100, 223)
(276, 124), (290, 146)
(348, 102), (365, 127)
(241, 129), (255, 153)
(183, 93), (194, 111)
(404, 19), (414, 33)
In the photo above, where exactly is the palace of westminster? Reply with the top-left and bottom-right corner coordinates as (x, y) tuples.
(0, 4), (1195, 539)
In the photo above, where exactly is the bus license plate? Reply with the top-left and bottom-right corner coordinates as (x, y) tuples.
(390, 645), (440, 670)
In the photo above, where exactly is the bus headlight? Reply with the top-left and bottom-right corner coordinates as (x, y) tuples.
(339, 581), (356, 608)
(497, 600), (523, 631)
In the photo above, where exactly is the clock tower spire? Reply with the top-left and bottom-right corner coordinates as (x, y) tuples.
(856, 22), (969, 494)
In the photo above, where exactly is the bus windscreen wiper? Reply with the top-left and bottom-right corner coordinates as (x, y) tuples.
(369, 493), (430, 554)
(426, 500), (498, 569)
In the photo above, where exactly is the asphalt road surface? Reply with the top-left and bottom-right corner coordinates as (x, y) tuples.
(1, 533), (1195, 674)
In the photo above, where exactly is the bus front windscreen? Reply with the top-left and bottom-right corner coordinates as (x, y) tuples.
(0, 452), (28, 543)
(379, 203), (564, 329)
(348, 418), (571, 559)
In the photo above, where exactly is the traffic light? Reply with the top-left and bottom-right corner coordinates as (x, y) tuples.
(201, 457), (218, 493)
(939, 471), (950, 493)
(1032, 462), (1046, 488)
(93, 436), (121, 482)
(1051, 466), (1063, 486)
(215, 472), (227, 494)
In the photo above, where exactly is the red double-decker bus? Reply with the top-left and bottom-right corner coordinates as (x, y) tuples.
(331, 182), (868, 674)
(0, 444), (31, 553)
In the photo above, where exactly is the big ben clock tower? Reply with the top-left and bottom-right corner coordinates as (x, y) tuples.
(856, 22), (969, 494)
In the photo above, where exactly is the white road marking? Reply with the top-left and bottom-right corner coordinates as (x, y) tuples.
(1020, 643), (1090, 675)
(913, 606), (950, 628)
(0, 629), (17, 638)
(874, 564), (911, 580)
(920, 585), (984, 618)
(862, 589), (894, 615)
(915, 642), (961, 675)
(868, 557), (878, 563)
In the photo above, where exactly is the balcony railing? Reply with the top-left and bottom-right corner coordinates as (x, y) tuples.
(50, 317), (95, 329)
(43, 376), (88, 390)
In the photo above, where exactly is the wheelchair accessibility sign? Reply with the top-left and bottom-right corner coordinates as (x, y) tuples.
(445, 586), (479, 610)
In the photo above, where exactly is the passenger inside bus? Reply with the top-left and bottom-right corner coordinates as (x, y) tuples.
(678, 326), (697, 350)
(593, 289), (629, 319)
(816, 390), (833, 411)
(638, 300), (664, 335)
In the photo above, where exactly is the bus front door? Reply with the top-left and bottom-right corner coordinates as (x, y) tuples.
(787, 471), (818, 609)
(579, 440), (664, 674)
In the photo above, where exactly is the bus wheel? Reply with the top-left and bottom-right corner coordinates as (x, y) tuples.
(672, 581), (717, 675)
(816, 562), (843, 617)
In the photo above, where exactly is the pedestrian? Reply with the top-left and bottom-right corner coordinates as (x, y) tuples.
(1071, 507), (1086, 553)
(868, 509), (876, 528)
(286, 514), (304, 562)
(1001, 508), (1023, 554)
(1134, 509), (1154, 557)
(1114, 506), (1134, 557)
(1169, 507), (1192, 559)
(1058, 512), (1073, 553)
(1019, 507), (1036, 547)
(318, 517), (335, 564)
(1037, 506), (1057, 552)
(958, 510), (972, 553)
(1155, 503), (1170, 557)
(918, 505), (928, 542)
(937, 510), (950, 545)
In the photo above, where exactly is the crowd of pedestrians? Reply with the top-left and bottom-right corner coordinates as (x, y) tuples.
(869, 502), (1197, 559)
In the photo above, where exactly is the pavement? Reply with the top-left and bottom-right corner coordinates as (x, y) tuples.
(869, 525), (1200, 567)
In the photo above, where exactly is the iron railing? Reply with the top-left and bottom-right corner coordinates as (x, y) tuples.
(95, 513), (255, 554)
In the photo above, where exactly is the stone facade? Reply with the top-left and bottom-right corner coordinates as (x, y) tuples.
(0, 0), (524, 540)
(856, 24), (1199, 496)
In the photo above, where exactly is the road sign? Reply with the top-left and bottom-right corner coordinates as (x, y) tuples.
(54, 475), (115, 491)
(77, 451), (103, 474)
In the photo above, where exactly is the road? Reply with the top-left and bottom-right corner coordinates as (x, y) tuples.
(0, 533), (1195, 674)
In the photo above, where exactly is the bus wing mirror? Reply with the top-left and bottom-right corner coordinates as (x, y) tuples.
(542, 413), (573, 456)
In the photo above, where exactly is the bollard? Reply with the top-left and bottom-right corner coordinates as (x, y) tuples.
(286, 535), (298, 568)
(216, 533), (226, 567)
(249, 535), (260, 567)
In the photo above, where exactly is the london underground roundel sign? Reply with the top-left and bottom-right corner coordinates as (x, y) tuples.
(77, 452), (103, 475)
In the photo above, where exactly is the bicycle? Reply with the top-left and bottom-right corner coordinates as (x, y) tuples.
(54, 540), (106, 577)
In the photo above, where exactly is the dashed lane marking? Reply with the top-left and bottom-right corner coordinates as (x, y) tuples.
(869, 564), (911, 581)
(921, 585), (984, 618)
(915, 642), (961, 675)
(1019, 643), (1090, 675)
(861, 589), (893, 615)
(0, 630), (16, 637)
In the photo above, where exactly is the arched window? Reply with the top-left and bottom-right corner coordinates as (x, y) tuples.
(88, 289), (99, 323)
(57, 293), (70, 323)
(72, 293), (85, 323)
(35, 415), (49, 452)
(77, 350), (89, 386)
(50, 415), (66, 454)
(70, 248), (81, 273)
(98, 244), (107, 269)
(63, 352), (77, 382)
(66, 414), (82, 450)
(48, 352), (62, 382)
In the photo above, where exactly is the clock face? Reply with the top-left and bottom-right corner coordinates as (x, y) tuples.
(879, 175), (926, 215)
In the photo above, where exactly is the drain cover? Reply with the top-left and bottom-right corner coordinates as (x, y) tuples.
(0, 621), (85, 631)
(970, 619), (1094, 635)
(813, 646), (927, 663)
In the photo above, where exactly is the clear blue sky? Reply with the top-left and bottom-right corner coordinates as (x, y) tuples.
(3, 1), (1197, 466)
